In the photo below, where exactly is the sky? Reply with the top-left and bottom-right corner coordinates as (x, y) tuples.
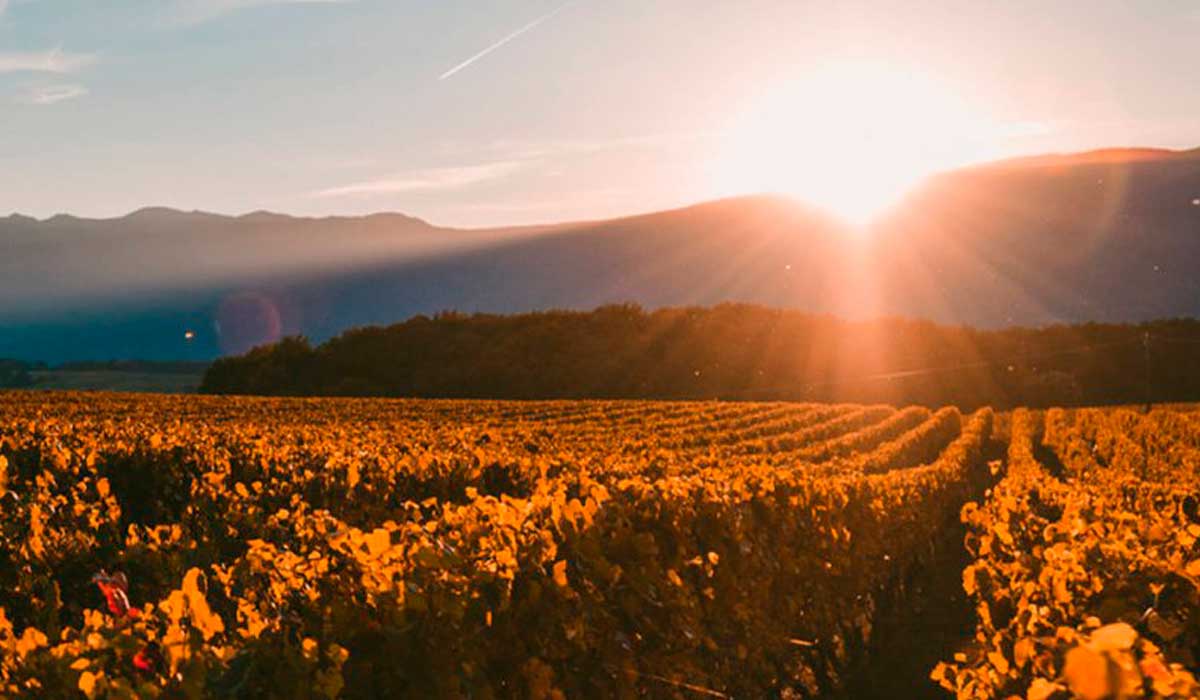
(1, 0), (1198, 227)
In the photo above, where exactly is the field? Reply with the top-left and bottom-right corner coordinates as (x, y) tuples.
(29, 370), (204, 394)
(0, 394), (1197, 698)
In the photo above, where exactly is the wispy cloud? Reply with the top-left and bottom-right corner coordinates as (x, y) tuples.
(994, 120), (1057, 139)
(315, 161), (524, 198)
(474, 131), (712, 160)
(0, 48), (97, 74)
(462, 187), (629, 214)
(168, 0), (352, 26)
(17, 83), (88, 105)
(439, 1), (577, 80)
(312, 131), (704, 196)
(0, 0), (8, 19)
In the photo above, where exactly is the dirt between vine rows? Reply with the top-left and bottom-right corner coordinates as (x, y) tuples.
(835, 440), (1006, 699)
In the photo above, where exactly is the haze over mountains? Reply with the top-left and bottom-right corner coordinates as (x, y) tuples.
(3, 146), (1200, 363)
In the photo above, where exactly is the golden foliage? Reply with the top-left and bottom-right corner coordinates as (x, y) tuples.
(0, 392), (996, 697)
(936, 408), (1200, 699)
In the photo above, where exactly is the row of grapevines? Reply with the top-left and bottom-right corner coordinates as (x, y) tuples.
(727, 405), (894, 455)
(825, 406), (963, 475)
(665, 404), (843, 449)
(934, 408), (1200, 699)
(788, 405), (932, 462)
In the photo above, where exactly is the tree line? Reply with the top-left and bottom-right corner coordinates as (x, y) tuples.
(0, 360), (36, 389)
(199, 303), (1200, 409)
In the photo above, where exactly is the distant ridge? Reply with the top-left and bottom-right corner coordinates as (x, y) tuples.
(964, 146), (1200, 172)
(7, 206), (435, 228)
(3, 145), (1200, 363)
(4, 146), (1196, 223)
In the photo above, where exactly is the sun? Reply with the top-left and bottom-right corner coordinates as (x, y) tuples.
(711, 61), (985, 226)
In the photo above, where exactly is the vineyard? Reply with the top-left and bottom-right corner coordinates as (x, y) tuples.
(0, 393), (1197, 698)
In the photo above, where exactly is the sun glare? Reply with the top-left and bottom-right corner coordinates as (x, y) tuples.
(712, 61), (987, 226)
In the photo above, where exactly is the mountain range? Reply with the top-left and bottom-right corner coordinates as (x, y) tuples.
(3, 146), (1199, 363)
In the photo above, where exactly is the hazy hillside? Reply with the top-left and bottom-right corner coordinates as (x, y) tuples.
(3, 147), (1199, 362)
(875, 147), (1200, 324)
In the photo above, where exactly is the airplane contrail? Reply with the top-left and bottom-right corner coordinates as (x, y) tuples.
(439, 1), (577, 80)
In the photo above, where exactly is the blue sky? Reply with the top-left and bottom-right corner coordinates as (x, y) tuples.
(1, 0), (1198, 226)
